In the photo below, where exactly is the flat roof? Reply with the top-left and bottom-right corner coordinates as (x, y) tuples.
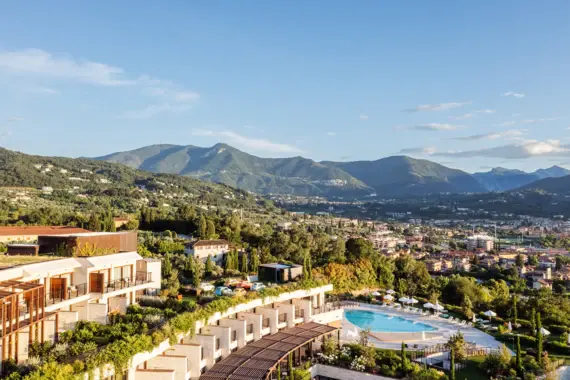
(0, 226), (90, 236)
(39, 231), (133, 238)
(199, 322), (338, 380)
(259, 263), (298, 269)
(0, 255), (60, 269)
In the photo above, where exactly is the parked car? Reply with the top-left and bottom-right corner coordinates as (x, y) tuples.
(232, 288), (247, 296)
(251, 282), (266, 291)
(235, 281), (252, 290)
(214, 286), (232, 296)
(200, 283), (215, 292)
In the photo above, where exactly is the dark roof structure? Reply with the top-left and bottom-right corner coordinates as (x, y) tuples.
(199, 322), (338, 380)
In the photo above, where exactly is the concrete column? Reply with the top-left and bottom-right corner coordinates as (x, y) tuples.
(255, 307), (278, 335)
(17, 327), (30, 362)
(276, 304), (296, 328)
(169, 343), (202, 379)
(188, 335), (215, 369)
(292, 299), (312, 323)
(44, 319), (57, 343)
(219, 319), (246, 349)
(202, 325), (231, 359)
(147, 355), (187, 380)
(237, 312), (262, 341)
(318, 292), (326, 308)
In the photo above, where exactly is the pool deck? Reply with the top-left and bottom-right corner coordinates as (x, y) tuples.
(341, 302), (506, 351)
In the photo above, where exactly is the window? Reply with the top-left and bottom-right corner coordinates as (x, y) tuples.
(231, 330), (237, 342)
(215, 338), (220, 350)
(201, 347), (204, 359)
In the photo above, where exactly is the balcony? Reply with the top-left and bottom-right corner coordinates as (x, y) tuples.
(45, 283), (88, 306)
(101, 272), (152, 294)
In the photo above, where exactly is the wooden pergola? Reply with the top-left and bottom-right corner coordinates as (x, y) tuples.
(199, 322), (338, 380)
(0, 280), (57, 363)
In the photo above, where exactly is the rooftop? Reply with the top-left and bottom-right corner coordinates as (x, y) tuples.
(259, 263), (301, 269)
(0, 255), (60, 269)
(191, 239), (229, 247)
(0, 226), (91, 237)
(199, 322), (338, 380)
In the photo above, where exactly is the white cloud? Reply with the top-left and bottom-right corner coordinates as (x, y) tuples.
(435, 139), (569, 159)
(0, 49), (135, 86)
(25, 86), (59, 94)
(502, 91), (525, 98)
(399, 146), (436, 155)
(494, 121), (517, 127)
(359, 114), (368, 120)
(120, 103), (192, 119)
(7, 117), (24, 123)
(191, 129), (302, 154)
(521, 117), (560, 124)
(450, 109), (495, 120)
(405, 101), (470, 113)
(327, 132), (336, 136)
(450, 129), (525, 141)
(0, 49), (200, 119)
(404, 123), (463, 131)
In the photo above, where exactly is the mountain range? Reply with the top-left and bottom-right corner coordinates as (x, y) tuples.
(96, 143), (570, 197)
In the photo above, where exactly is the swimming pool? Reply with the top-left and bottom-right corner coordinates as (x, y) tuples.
(345, 309), (437, 333)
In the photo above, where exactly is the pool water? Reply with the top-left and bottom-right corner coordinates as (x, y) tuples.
(345, 309), (437, 333)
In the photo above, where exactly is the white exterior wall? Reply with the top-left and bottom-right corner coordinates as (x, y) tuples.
(147, 355), (187, 380)
(136, 369), (175, 380)
(202, 325), (231, 359)
(188, 245), (229, 261)
(58, 310), (79, 331)
(188, 335), (215, 369)
(276, 303), (296, 328)
(292, 298), (312, 323)
(88, 303), (108, 324)
(256, 307), (279, 334)
(219, 319), (247, 349)
(311, 308), (344, 325)
(168, 344), (202, 379)
(237, 312), (262, 342)
(310, 364), (393, 380)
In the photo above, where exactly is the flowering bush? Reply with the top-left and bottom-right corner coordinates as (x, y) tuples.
(350, 355), (367, 371)
(340, 346), (352, 361)
(317, 352), (338, 365)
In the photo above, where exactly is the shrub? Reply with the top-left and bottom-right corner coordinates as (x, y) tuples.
(547, 324), (568, 335)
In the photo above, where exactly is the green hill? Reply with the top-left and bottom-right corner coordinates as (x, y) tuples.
(97, 144), (489, 196)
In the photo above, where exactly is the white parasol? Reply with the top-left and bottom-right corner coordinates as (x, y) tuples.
(383, 294), (394, 301)
(409, 298), (418, 304)
(423, 302), (435, 309)
(386, 289), (396, 294)
(539, 327), (550, 336)
(399, 296), (410, 303)
(371, 291), (381, 297)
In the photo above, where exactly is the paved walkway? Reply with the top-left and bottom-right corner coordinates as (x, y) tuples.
(341, 303), (506, 351)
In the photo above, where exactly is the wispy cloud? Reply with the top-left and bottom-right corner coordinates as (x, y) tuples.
(327, 131), (337, 136)
(494, 121), (517, 127)
(359, 114), (368, 120)
(7, 117), (24, 123)
(435, 139), (569, 159)
(404, 101), (470, 113)
(0, 49), (135, 86)
(0, 48), (200, 119)
(522, 117), (560, 124)
(25, 86), (59, 95)
(449, 109), (495, 120)
(191, 129), (302, 154)
(399, 146), (436, 155)
(450, 129), (525, 141)
(502, 91), (525, 98)
(403, 123), (463, 131)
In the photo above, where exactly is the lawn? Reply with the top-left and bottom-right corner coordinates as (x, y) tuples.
(0, 254), (59, 268)
(455, 356), (487, 380)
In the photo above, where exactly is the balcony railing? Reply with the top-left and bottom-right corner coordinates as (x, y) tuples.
(312, 301), (342, 316)
(262, 318), (270, 328)
(295, 309), (304, 319)
(102, 272), (152, 294)
(278, 313), (287, 323)
(45, 283), (88, 306)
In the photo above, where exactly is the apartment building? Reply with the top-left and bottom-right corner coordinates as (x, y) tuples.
(0, 232), (161, 368)
(185, 240), (230, 264)
(466, 235), (494, 251)
(128, 285), (340, 380)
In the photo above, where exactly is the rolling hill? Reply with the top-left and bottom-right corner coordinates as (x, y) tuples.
(517, 174), (570, 194)
(473, 166), (570, 191)
(97, 144), (489, 197)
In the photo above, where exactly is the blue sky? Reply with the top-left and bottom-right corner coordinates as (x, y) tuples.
(1, 1), (569, 173)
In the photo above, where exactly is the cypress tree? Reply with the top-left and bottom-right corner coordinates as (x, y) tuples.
(240, 253), (248, 273)
(516, 335), (523, 377)
(276, 363), (281, 380)
(288, 352), (293, 378)
(198, 215), (207, 239)
(531, 308), (536, 335)
(250, 248), (260, 273)
(400, 342), (407, 372)
(205, 255), (213, 276)
(512, 296), (518, 326)
(537, 312), (543, 366)
(450, 347), (455, 380)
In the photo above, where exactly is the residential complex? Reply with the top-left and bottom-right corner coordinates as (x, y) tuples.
(0, 232), (161, 368)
